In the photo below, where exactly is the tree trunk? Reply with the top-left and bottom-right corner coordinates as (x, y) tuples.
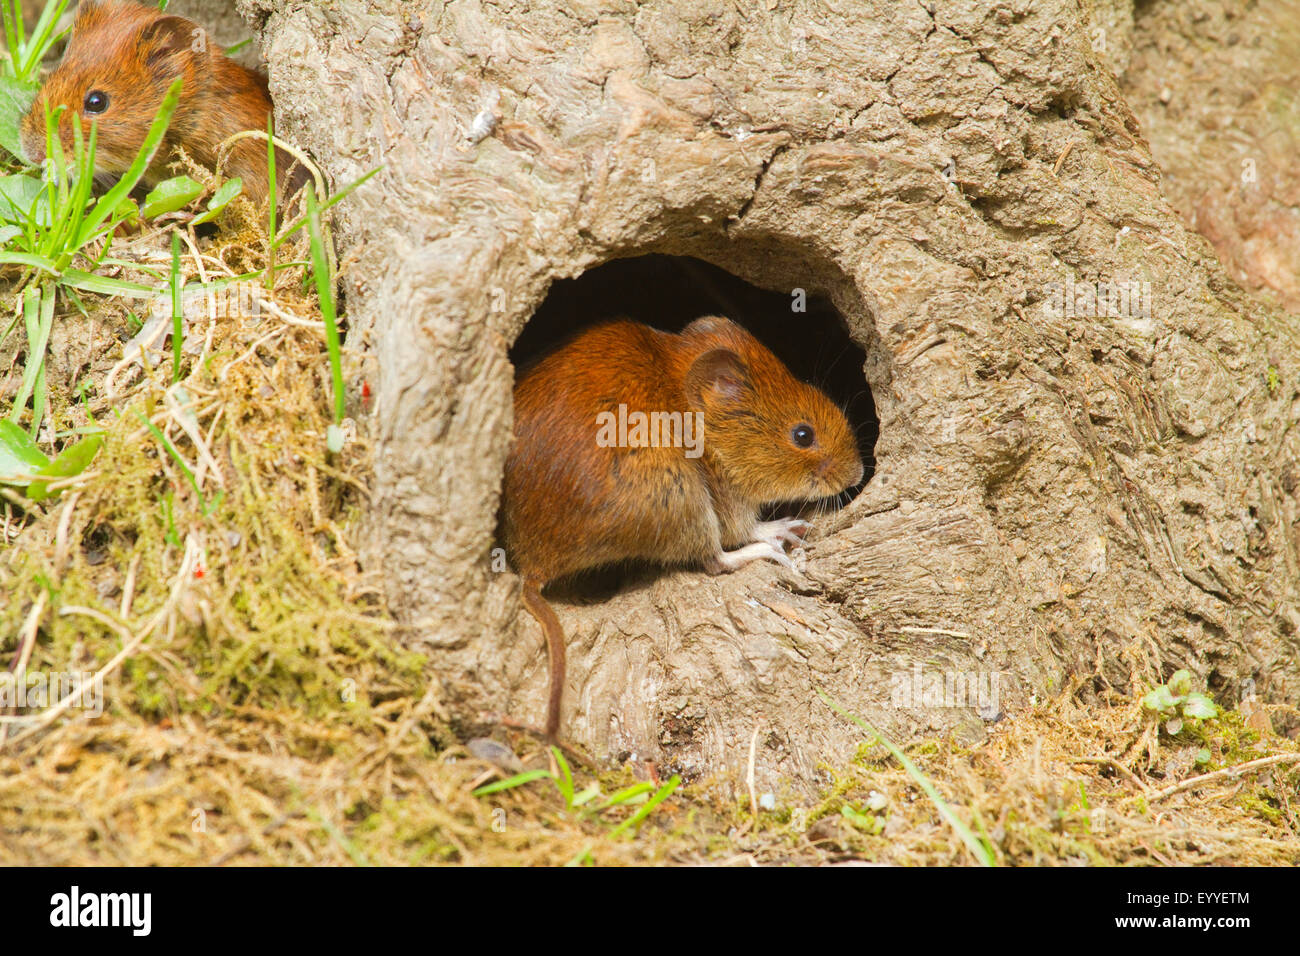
(235, 0), (1300, 791)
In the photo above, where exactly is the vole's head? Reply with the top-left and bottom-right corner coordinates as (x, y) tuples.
(20, 0), (201, 177)
(682, 316), (864, 506)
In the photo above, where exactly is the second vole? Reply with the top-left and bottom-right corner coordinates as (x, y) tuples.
(20, 0), (302, 206)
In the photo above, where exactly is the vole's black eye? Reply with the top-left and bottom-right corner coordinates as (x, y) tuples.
(791, 423), (815, 448)
(83, 90), (109, 114)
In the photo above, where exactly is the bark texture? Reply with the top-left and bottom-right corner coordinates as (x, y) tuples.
(167, 0), (266, 70)
(221, 0), (1300, 790)
(1124, 0), (1300, 313)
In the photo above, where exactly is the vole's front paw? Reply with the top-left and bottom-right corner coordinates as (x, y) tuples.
(706, 541), (796, 574)
(751, 518), (811, 551)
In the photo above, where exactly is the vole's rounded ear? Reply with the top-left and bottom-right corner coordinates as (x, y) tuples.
(685, 349), (752, 406)
(141, 15), (200, 68)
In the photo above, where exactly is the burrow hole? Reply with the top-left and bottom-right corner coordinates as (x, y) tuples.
(508, 253), (878, 594)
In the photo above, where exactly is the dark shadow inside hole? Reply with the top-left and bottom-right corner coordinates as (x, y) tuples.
(508, 253), (878, 599)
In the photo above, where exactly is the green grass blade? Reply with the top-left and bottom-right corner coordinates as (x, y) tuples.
(551, 746), (575, 807)
(819, 690), (996, 866)
(15, 0), (70, 80)
(170, 231), (183, 382)
(74, 77), (183, 249)
(0, 249), (56, 270)
(265, 114), (276, 290)
(471, 769), (553, 797)
(135, 409), (204, 507)
(1, 0), (19, 57)
(598, 782), (654, 809)
(303, 804), (371, 867)
(58, 270), (156, 297)
(271, 166), (381, 251)
(608, 775), (680, 837)
(562, 843), (596, 867)
(7, 283), (54, 432)
(56, 119), (96, 265)
(304, 186), (344, 425)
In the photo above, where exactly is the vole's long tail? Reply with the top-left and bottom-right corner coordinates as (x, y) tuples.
(521, 577), (565, 739)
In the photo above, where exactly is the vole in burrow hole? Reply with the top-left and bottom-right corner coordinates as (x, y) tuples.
(501, 315), (865, 740)
(20, 0), (305, 207)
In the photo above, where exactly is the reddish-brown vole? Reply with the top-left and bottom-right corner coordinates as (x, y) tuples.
(502, 315), (865, 737)
(20, 0), (298, 206)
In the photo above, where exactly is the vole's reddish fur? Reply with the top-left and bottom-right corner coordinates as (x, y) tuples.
(20, 0), (294, 206)
(503, 316), (864, 737)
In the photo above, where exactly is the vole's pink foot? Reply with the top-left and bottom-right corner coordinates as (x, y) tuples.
(706, 541), (795, 574)
(752, 518), (811, 550)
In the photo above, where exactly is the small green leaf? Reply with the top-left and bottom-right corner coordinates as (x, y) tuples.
(0, 76), (38, 161)
(0, 418), (50, 484)
(1142, 685), (1176, 713)
(27, 433), (103, 500)
(0, 173), (43, 222)
(1182, 692), (1219, 721)
(840, 805), (883, 833)
(190, 177), (243, 226)
(1194, 748), (1211, 767)
(1168, 669), (1193, 699)
(142, 175), (204, 218)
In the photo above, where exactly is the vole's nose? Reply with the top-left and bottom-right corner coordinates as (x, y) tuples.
(820, 455), (864, 490)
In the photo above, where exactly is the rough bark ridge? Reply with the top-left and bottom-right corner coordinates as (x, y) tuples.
(235, 0), (1300, 791)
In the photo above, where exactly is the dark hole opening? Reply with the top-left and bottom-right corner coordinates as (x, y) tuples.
(508, 253), (878, 596)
